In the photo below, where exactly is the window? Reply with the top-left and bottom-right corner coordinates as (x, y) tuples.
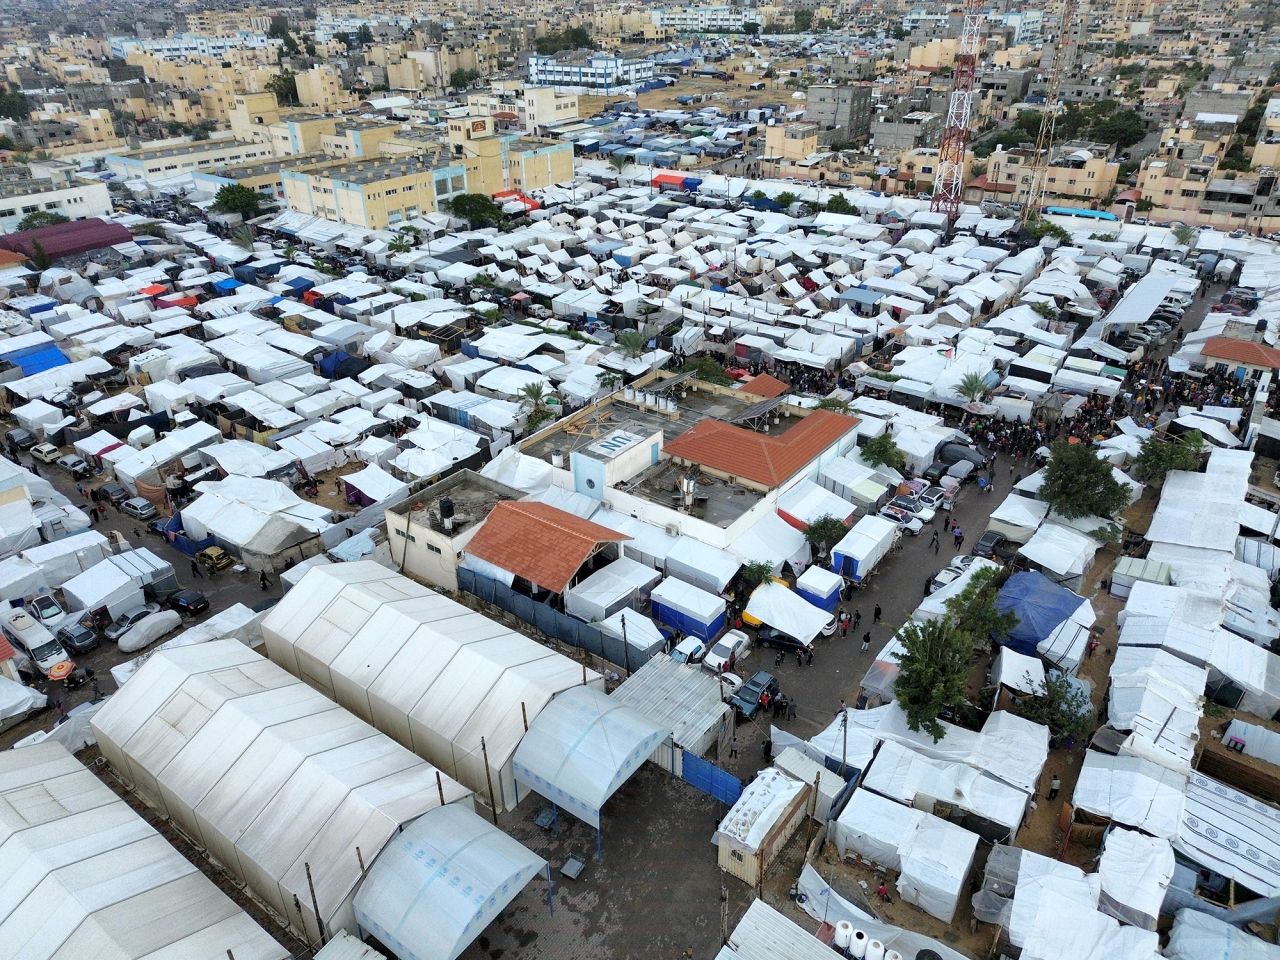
(426, 543), (442, 554)
(730, 850), (745, 862)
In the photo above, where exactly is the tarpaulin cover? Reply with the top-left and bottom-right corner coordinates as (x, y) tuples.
(744, 582), (830, 646)
(7, 343), (68, 375)
(995, 571), (1088, 655)
(795, 565), (843, 613)
(353, 804), (545, 960)
(513, 685), (666, 829)
(1096, 827), (1173, 930)
(1165, 909), (1280, 960)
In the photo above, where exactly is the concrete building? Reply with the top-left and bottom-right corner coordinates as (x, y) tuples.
(651, 6), (763, 32)
(0, 177), (111, 232)
(527, 53), (655, 93)
(446, 114), (575, 196)
(804, 84), (873, 145)
(296, 66), (355, 111)
(871, 110), (943, 152)
(191, 153), (328, 206)
(1000, 9), (1044, 45)
(105, 140), (276, 184)
(107, 32), (281, 60)
(469, 83), (580, 134)
(980, 141), (1120, 206)
(280, 155), (467, 228)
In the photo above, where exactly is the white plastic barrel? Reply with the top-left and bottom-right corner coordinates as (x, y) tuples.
(849, 929), (869, 959)
(865, 939), (886, 960)
(833, 921), (853, 950)
(885, 951), (903, 960)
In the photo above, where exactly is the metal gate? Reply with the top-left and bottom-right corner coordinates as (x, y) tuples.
(681, 752), (742, 806)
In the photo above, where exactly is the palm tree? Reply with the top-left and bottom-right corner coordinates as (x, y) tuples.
(739, 560), (774, 594)
(957, 372), (991, 403)
(518, 382), (547, 411)
(387, 235), (413, 256)
(230, 225), (255, 250)
(1172, 223), (1198, 248)
(616, 329), (648, 359)
(598, 371), (623, 393)
(607, 153), (629, 178)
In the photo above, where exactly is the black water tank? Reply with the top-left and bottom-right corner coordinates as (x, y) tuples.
(439, 497), (455, 520)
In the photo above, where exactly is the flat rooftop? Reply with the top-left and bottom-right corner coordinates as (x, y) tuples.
(391, 468), (522, 537)
(119, 140), (259, 163)
(323, 156), (444, 184)
(208, 153), (329, 179)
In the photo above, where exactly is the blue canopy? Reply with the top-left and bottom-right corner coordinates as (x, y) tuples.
(212, 277), (242, 292)
(995, 571), (1087, 656)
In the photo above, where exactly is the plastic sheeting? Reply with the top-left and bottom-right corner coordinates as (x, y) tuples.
(565, 556), (661, 623)
(353, 804), (545, 960)
(512, 686), (666, 829)
(726, 510), (810, 575)
(1178, 771), (1280, 897)
(744, 582), (830, 646)
(1097, 827), (1173, 930)
(1071, 752), (1187, 839)
(650, 576), (726, 641)
(0, 673), (44, 724)
(996, 571), (1091, 655)
(831, 515), (897, 581)
(664, 536), (740, 595)
(1165, 909), (1280, 960)
(715, 767), (807, 853)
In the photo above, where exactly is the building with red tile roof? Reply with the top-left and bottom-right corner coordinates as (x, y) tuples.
(0, 218), (132, 262)
(739, 374), (790, 399)
(1200, 336), (1280, 372)
(464, 500), (630, 594)
(663, 409), (860, 491)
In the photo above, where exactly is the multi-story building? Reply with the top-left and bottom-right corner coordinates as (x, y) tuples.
(999, 10), (1044, 45)
(280, 155), (468, 229)
(650, 7), (764, 33)
(467, 83), (580, 135)
(446, 115), (574, 196)
(320, 120), (404, 159)
(0, 176), (112, 231)
(105, 140), (276, 184)
(191, 153), (329, 206)
(1251, 98), (1280, 168)
(526, 53), (655, 93)
(107, 32), (281, 61)
(805, 84), (873, 145)
(980, 141), (1120, 206)
(871, 109), (943, 152)
(296, 67), (355, 112)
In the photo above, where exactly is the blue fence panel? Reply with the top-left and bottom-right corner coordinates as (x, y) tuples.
(681, 752), (742, 806)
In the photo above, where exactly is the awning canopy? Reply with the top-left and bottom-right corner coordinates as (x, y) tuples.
(353, 804), (545, 960)
(513, 686), (666, 829)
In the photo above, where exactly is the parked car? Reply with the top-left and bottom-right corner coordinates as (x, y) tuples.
(918, 487), (947, 512)
(55, 454), (92, 479)
(104, 603), (161, 642)
(923, 461), (950, 483)
(821, 616), (837, 637)
(972, 530), (1008, 559)
(27, 593), (66, 630)
(121, 497), (158, 521)
(165, 589), (210, 617)
(878, 505), (924, 536)
(56, 620), (99, 655)
(938, 442), (991, 469)
(755, 625), (807, 652)
(729, 670), (780, 720)
(927, 566), (965, 595)
(702, 629), (749, 673)
(98, 481), (130, 505)
(30, 443), (61, 463)
(195, 546), (235, 573)
(4, 428), (36, 451)
(670, 636), (708, 664)
(716, 672), (743, 701)
(1, 608), (70, 676)
(889, 494), (936, 524)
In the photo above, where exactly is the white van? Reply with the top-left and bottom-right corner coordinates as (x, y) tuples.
(1, 607), (70, 676)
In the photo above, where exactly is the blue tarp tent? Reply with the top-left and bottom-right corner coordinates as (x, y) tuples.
(995, 571), (1087, 656)
(212, 277), (243, 292)
(3, 343), (68, 375)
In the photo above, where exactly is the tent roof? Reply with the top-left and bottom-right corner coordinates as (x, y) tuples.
(513, 685), (666, 829)
(0, 740), (287, 960)
(744, 581), (831, 646)
(353, 804), (544, 960)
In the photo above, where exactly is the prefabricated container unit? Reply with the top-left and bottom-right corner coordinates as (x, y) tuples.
(649, 576), (727, 641)
(773, 746), (843, 823)
(1109, 556), (1173, 599)
(831, 516), (897, 582)
(716, 768), (811, 887)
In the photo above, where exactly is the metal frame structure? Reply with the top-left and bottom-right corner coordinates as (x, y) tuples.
(930, 0), (985, 224)
(1022, 0), (1086, 224)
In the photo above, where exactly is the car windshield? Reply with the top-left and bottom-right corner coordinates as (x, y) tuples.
(31, 639), (63, 661)
(710, 641), (733, 657)
(32, 596), (59, 615)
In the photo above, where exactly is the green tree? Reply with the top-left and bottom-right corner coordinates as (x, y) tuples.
(1009, 670), (1093, 743)
(607, 153), (629, 176)
(957, 372), (990, 403)
(441, 193), (503, 228)
(211, 183), (263, 218)
(616, 328), (648, 359)
(0, 86), (28, 122)
(773, 190), (799, 208)
(450, 68), (480, 90)
(0, 135), (15, 151)
(860, 433), (905, 471)
(824, 193), (855, 215)
(894, 618), (970, 742)
(16, 210), (68, 231)
(743, 21), (760, 35)
(29, 239), (53, 270)
(804, 515), (849, 557)
(793, 9), (814, 30)
(1040, 439), (1129, 519)
(1088, 108), (1145, 148)
(230, 225), (256, 250)
(739, 560), (774, 592)
(1133, 430), (1206, 484)
(356, 24), (375, 46)
(266, 70), (298, 106)
(519, 381), (548, 411)
(1172, 223), (1198, 247)
(817, 396), (850, 412)
(944, 566), (1016, 654)
(387, 234), (413, 256)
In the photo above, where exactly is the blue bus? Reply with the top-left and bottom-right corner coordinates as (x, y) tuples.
(1043, 206), (1119, 222)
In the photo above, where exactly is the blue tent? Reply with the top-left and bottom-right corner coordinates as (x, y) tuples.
(212, 277), (243, 292)
(995, 571), (1087, 657)
(2, 343), (68, 375)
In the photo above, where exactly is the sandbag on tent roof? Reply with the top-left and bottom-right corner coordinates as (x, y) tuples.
(0, 741), (288, 960)
(1165, 909), (1280, 960)
(744, 581), (831, 646)
(353, 804), (545, 960)
(513, 685), (666, 829)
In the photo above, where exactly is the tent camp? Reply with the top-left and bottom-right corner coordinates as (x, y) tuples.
(0, 741), (288, 960)
(512, 685), (666, 829)
(649, 576), (726, 640)
(89, 640), (473, 944)
(261, 561), (601, 812)
(831, 515), (897, 582)
(564, 556), (661, 623)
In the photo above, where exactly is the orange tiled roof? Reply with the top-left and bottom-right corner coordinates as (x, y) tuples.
(0, 634), (13, 661)
(739, 373), (790, 399)
(0, 249), (27, 268)
(664, 409), (860, 489)
(465, 500), (630, 594)
(1200, 336), (1280, 369)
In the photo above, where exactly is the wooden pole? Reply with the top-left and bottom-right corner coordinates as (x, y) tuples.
(521, 700), (529, 732)
(480, 737), (498, 824)
(304, 862), (327, 947)
(356, 845), (366, 878)
(436, 769), (446, 806)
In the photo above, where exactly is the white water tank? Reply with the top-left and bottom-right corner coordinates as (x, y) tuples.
(884, 951), (903, 960)
(833, 921), (853, 951)
(849, 930), (868, 959)
(551, 449), (564, 468)
(624, 386), (635, 402)
(865, 939), (885, 960)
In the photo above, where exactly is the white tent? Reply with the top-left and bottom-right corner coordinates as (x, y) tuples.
(832, 789), (979, 922)
(353, 804), (545, 960)
(1177, 771), (1280, 897)
(726, 510), (810, 574)
(1071, 752), (1187, 839)
(1097, 827), (1174, 930)
(89, 640), (472, 943)
(1017, 522), (1098, 582)
(664, 536), (740, 594)
(597, 608), (667, 660)
(1165, 909), (1280, 960)
(261, 562), (600, 812)
(565, 556), (661, 623)
(60, 560), (143, 618)
(0, 741), (288, 960)
(512, 685), (666, 828)
(744, 582), (831, 646)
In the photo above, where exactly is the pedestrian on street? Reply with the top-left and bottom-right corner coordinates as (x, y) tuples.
(775, 650), (784, 667)
(861, 631), (871, 653)
(795, 649), (803, 667)
(853, 608), (862, 629)
(876, 882), (889, 901)
(873, 603), (882, 624)
(1048, 775), (1061, 800)
(839, 611), (850, 637)
(190, 559), (203, 579)
(259, 570), (270, 590)
(806, 648), (814, 666)
(953, 527), (964, 548)
(787, 699), (796, 720)
(761, 736), (771, 760)
(929, 529), (939, 550)
(944, 516), (953, 533)
(729, 736), (738, 759)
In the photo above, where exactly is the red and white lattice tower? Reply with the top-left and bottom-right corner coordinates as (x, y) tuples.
(930, 0), (985, 225)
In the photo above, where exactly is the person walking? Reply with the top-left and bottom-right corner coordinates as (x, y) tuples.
(729, 736), (738, 759)
(806, 648), (814, 666)
(853, 608), (862, 629)
(190, 558), (203, 579)
(839, 611), (850, 637)
(259, 570), (270, 591)
(929, 528), (940, 552)
(873, 603), (882, 624)
(953, 526), (964, 549)
(1048, 775), (1061, 800)
(861, 631), (871, 653)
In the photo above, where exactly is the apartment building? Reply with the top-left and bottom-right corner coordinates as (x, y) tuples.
(320, 120), (404, 159)
(468, 83), (580, 135)
(445, 115), (574, 196)
(280, 155), (468, 229)
(650, 7), (764, 33)
(0, 177), (112, 231)
(296, 67), (356, 112)
(805, 85), (873, 145)
(871, 110), (944, 152)
(981, 141), (1120, 206)
(105, 140), (276, 184)
(107, 32), (281, 61)
(526, 53), (655, 93)
(191, 154), (329, 205)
